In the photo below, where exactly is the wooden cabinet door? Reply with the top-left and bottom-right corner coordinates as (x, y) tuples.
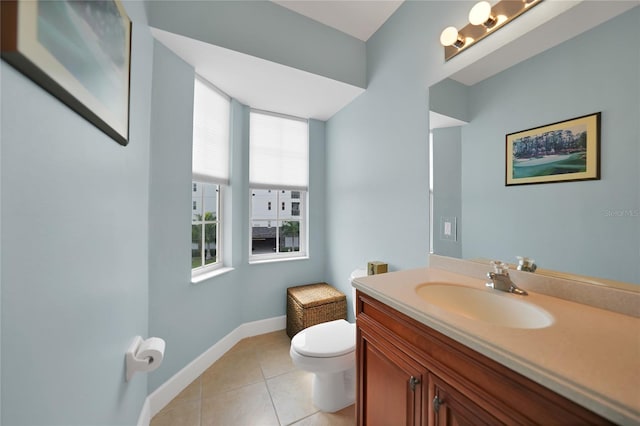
(359, 329), (426, 426)
(428, 373), (497, 426)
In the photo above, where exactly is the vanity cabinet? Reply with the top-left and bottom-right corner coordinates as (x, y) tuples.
(356, 291), (611, 426)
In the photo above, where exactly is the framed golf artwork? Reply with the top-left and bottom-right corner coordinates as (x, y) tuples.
(506, 112), (601, 186)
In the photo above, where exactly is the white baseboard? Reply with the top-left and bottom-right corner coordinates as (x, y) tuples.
(136, 398), (150, 426)
(138, 315), (286, 424)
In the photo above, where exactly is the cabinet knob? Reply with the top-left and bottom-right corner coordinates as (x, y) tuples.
(409, 376), (421, 391)
(433, 395), (442, 413)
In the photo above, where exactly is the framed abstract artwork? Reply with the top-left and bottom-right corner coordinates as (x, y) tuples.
(1, 0), (132, 146)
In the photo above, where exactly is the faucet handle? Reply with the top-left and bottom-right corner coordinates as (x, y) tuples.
(490, 260), (508, 274)
(516, 256), (537, 273)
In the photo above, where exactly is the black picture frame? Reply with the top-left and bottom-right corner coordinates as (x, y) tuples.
(1, 0), (132, 146)
(506, 112), (601, 186)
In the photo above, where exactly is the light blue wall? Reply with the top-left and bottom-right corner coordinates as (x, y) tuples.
(323, 0), (638, 287)
(325, 1), (475, 309)
(461, 8), (640, 283)
(237, 118), (328, 325)
(147, 0), (366, 88)
(147, 41), (327, 391)
(432, 127), (463, 259)
(429, 79), (470, 123)
(0, 2), (153, 424)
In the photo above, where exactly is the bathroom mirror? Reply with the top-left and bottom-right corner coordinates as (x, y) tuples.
(428, 7), (639, 286)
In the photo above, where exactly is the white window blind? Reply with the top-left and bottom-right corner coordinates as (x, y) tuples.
(249, 111), (309, 191)
(192, 76), (230, 185)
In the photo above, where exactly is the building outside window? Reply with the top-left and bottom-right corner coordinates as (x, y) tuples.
(249, 110), (308, 261)
(251, 189), (305, 254)
(191, 75), (230, 275)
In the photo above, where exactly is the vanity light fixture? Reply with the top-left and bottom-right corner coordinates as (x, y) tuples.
(440, 0), (543, 61)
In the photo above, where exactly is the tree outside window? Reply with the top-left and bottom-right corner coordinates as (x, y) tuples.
(192, 182), (220, 269)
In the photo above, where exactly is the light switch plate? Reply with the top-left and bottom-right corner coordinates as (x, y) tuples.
(440, 216), (457, 242)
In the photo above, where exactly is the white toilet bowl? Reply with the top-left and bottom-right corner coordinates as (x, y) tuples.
(289, 269), (367, 412)
(290, 319), (356, 412)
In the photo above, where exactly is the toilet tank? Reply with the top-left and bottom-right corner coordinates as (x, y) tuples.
(349, 269), (368, 317)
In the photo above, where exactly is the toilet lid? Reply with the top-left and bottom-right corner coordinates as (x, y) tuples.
(292, 320), (355, 358)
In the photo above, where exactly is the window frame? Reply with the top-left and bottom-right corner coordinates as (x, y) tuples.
(192, 182), (223, 275)
(249, 188), (308, 263)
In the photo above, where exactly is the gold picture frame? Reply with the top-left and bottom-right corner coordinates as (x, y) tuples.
(506, 112), (601, 186)
(1, 0), (132, 146)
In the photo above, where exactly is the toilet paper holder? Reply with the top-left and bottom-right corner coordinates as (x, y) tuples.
(126, 335), (165, 382)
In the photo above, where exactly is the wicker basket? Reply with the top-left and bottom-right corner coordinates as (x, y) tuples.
(286, 283), (347, 338)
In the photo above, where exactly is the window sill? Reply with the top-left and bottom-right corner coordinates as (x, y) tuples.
(249, 255), (309, 265)
(191, 266), (235, 285)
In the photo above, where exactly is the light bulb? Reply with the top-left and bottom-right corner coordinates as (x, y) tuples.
(469, 1), (494, 26)
(440, 26), (464, 48)
(439, 27), (458, 46)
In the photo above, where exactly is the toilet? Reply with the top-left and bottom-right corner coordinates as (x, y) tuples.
(289, 269), (367, 412)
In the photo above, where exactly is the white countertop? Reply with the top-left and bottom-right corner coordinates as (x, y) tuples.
(352, 267), (640, 425)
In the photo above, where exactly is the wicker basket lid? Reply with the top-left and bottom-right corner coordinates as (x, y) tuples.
(288, 283), (345, 307)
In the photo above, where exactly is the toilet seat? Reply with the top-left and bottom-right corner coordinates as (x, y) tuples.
(291, 319), (355, 358)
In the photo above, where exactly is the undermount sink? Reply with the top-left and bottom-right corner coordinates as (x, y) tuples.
(415, 283), (554, 329)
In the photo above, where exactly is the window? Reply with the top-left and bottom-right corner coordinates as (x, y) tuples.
(251, 189), (305, 255)
(191, 76), (230, 275)
(249, 110), (309, 261)
(192, 183), (220, 268)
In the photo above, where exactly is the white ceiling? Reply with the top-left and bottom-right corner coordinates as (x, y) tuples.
(429, 111), (468, 130)
(151, 1), (403, 121)
(272, 0), (404, 41)
(152, 28), (365, 121)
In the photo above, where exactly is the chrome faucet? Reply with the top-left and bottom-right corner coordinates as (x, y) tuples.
(485, 261), (528, 296)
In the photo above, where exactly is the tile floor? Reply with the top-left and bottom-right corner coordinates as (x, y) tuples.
(150, 330), (356, 426)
